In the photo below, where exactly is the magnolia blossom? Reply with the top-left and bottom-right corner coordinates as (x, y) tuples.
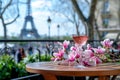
(53, 49), (64, 61)
(51, 39), (114, 67)
(83, 50), (94, 59)
(101, 39), (113, 48)
(93, 47), (106, 54)
(88, 56), (102, 66)
(70, 46), (77, 51)
(75, 52), (81, 59)
(68, 52), (75, 62)
(87, 44), (92, 50)
(71, 45), (82, 59)
(58, 40), (70, 49)
(83, 49), (100, 66)
(63, 40), (70, 48)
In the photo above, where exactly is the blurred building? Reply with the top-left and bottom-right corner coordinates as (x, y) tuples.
(95, 0), (120, 39)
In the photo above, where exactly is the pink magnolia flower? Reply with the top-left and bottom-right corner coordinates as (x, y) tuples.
(101, 39), (113, 48)
(83, 50), (94, 59)
(90, 56), (102, 64)
(93, 47), (106, 54)
(83, 59), (90, 66)
(68, 52), (75, 62)
(70, 46), (82, 59)
(63, 40), (70, 48)
(53, 49), (64, 61)
(87, 44), (92, 50)
(81, 55), (102, 66)
(87, 56), (102, 66)
(51, 56), (61, 61)
(70, 46), (77, 51)
(58, 40), (70, 49)
(75, 52), (81, 59)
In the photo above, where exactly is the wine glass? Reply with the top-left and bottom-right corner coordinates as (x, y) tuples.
(72, 34), (88, 69)
(72, 34), (88, 48)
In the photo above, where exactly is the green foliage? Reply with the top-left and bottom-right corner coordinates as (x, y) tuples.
(0, 54), (14, 79)
(22, 53), (52, 63)
(41, 54), (52, 61)
(0, 54), (52, 79)
(0, 54), (28, 80)
(17, 62), (28, 77)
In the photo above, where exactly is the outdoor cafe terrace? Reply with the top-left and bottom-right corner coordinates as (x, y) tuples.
(0, 39), (120, 80)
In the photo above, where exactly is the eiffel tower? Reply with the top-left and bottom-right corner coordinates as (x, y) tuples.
(20, 0), (40, 39)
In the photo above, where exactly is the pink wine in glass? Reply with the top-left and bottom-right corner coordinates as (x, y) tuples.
(72, 35), (88, 46)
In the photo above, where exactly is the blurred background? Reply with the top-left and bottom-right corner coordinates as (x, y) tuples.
(0, 0), (119, 40)
(0, 0), (120, 79)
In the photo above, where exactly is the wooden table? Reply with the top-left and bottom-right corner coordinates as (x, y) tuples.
(26, 61), (120, 80)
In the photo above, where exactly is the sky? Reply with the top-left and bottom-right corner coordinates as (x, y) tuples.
(0, 0), (89, 37)
(0, 0), (73, 37)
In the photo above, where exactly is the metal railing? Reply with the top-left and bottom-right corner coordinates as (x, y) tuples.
(11, 74), (44, 80)
(0, 39), (119, 55)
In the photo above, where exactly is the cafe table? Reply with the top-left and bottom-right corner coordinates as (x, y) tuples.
(26, 61), (120, 80)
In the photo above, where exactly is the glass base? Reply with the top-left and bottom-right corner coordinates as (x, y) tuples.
(74, 65), (86, 69)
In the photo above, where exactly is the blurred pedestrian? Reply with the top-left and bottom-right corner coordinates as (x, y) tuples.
(16, 48), (22, 63)
(16, 48), (26, 63)
(20, 48), (26, 59)
(28, 46), (33, 55)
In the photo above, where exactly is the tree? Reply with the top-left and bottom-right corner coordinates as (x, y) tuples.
(71, 0), (99, 40)
(51, 0), (100, 40)
(51, 0), (87, 36)
(0, 0), (19, 46)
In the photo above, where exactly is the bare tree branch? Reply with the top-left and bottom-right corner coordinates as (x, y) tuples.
(63, 13), (75, 23)
(71, 0), (88, 36)
(6, 13), (19, 25)
(0, 0), (20, 43)
(85, 0), (90, 5)
(1, 0), (12, 15)
(71, 0), (87, 22)
(6, 0), (20, 25)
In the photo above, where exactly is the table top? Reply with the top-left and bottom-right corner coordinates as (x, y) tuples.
(26, 61), (120, 77)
